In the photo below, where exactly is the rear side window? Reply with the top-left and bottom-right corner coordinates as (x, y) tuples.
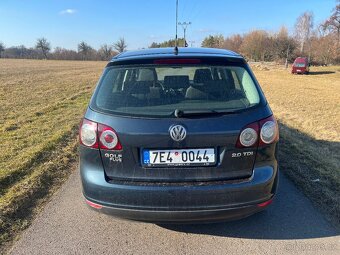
(93, 64), (261, 117)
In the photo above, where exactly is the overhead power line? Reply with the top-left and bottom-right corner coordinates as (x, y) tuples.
(178, 21), (192, 47)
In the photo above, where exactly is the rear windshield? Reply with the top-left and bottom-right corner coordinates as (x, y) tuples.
(294, 63), (306, 67)
(92, 65), (261, 117)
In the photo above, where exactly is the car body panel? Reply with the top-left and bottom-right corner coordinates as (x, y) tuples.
(79, 47), (279, 222)
(84, 105), (272, 182)
(80, 145), (278, 222)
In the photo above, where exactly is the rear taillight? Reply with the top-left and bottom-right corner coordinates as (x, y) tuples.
(79, 119), (98, 148)
(259, 116), (279, 146)
(98, 123), (122, 150)
(236, 122), (259, 148)
(236, 115), (279, 148)
(79, 119), (122, 150)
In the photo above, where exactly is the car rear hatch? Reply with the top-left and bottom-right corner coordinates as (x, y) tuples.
(87, 57), (270, 182)
(86, 106), (271, 182)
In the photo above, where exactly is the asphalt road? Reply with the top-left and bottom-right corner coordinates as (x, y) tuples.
(9, 171), (339, 255)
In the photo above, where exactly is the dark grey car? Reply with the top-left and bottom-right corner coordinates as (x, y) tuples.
(79, 47), (279, 223)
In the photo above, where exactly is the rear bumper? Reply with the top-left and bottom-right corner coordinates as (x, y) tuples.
(80, 159), (278, 223)
(85, 198), (273, 223)
(292, 68), (308, 74)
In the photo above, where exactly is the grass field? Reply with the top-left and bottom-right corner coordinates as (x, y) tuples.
(0, 59), (339, 250)
(253, 64), (340, 227)
(0, 59), (105, 250)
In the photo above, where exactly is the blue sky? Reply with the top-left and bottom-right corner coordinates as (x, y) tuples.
(0, 0), (337, 50)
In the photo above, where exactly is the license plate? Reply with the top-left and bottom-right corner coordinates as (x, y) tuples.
(297, 69), (301, 72)
(142, 148), (216, 167)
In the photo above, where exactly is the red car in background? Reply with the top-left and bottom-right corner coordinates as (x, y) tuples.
(292, 57), (309, 74)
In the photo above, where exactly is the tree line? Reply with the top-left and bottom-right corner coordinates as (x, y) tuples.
(200, 4), (340, 65)
(0, 37), (128, 61)
(0, 2), (339, 64)
(149, 38), (186, 48)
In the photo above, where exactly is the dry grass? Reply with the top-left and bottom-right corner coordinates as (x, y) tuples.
(0, 59), (339, 251)
(0, 59), (105, 251)
(253, 64), (340, 227)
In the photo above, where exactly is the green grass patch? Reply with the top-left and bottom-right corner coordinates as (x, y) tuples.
(0, 59), (105, 253)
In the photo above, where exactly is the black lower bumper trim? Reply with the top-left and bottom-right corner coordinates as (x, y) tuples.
(85, 198), (271, 223)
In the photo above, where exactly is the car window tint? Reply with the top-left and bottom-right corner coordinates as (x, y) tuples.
(94, 65), (261, 117)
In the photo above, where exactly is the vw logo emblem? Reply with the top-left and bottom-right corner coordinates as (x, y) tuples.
(169, 125), (187, 142)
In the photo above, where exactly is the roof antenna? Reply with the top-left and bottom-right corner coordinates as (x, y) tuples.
(174, 0), (179, 55)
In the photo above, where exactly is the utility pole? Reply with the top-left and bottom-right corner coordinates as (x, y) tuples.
(178, 21), (191, 47)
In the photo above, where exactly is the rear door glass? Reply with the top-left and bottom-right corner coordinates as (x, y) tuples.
(93, 65), (260, 117)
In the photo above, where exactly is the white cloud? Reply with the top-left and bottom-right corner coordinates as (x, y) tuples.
(59, 9), (77, 15)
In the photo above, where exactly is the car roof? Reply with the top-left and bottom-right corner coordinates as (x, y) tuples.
(295, 57), (308, 60)
(111, 47), (242, 62)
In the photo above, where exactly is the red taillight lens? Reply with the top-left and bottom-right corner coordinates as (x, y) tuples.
(98, 123), (122, 150)
(79, 119), (98, 148)
(236, 115), (279, 148)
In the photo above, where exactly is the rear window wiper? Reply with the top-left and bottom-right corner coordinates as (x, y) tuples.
(173, 109), (240, 118)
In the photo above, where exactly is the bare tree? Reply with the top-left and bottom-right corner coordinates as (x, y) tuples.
(35, 38), (51, 59)
(294, 12), (314, 55)
(19, 45), (26, 58)
(311, 32), (335, 65)
(273, 26), (296, 65)
(222, 34), (243, 53)
(113, 38), (127, 53)
(240, 30), (272, 61)
(322, 3), (340, 53)
(53, 47), (80, 60)
(78, 41), (92, 60)
(0, 42), (5, 58)
(98, 44), (114, 60)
